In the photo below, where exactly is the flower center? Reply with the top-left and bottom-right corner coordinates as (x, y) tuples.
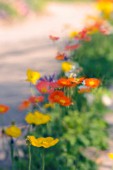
(89, 81), (95, 85)
(41, 88), (47, 93)
(0, 107), (5, 112)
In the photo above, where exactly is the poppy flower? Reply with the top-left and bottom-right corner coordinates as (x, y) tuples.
(65, 44), (81, 51)
(25, 111), (51, 125)
(26, 69), (41, 84)
(75, 29), (91, 42)
(108, 153), (113, 160)
(0, 104), (9, 114)
(69, 77), (85, 85)
(78, 86), (91, 93)
(86, 24), (100, 34)
(57, 78), (72, 87)
(55, 52), (68, 61)
(25, 112), (35, 124)
(84, 78), (101, 88)
(49, 35), (59, 41)
(36, 81), (51, 94)
(97, 0), (113, 19)
(5, 123), (21, 138)
(36, 81), (57, 94)
(58, 96), (72, 106)
(69, 31), (78, 38)
(48, 90), (65, 103)
(27, 136), (59, 148)
(29, 96), (44, 103)
(62, 62), (73, 72)
(18, 100), (30, 110)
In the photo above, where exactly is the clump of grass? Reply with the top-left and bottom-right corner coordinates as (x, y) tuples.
(0, 1), (18, 18)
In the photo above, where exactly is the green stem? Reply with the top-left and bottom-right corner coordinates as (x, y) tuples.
(10, 138), (14, 170)
(1, 114), (5, 129)
(42, 149), (45, 170)
(28, 145), (31, 170)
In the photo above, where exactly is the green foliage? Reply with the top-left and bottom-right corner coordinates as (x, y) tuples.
(72, 34), (113, 86)
(26, 0), (47, 11)
(17, 100), (108, 170)
(0, 1), (18, 18)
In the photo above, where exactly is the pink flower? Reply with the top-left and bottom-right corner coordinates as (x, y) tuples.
(36, 81), (57, 94)
(36, 81), (54, 94)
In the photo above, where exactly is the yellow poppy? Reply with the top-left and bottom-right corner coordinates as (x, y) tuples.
(108, 153), (113, 160)
(97, 1), (113, 19)
(25, 112), (35, 124)
(69, 31), (78, 38)
(26, 136), (59, 148)
(5, 124), (21, 138)
(26, 69), (41, 84)
(62, 62), (73, 72)
(25, 111), (51, 125)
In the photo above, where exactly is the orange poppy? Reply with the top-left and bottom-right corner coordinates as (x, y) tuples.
(48, 91), (64, 103)
(69, 77), (85, 85)
(18, 100), (30, 110)
(0, 104), (9, 114)
(57, 78), (72, 87)
(84, 78), (101, 88)
(78, 86), (91, 93)
(58, 96), (72, 106)
(55, 52), (66, 60)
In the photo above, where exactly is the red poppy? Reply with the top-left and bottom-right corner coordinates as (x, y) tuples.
(18, 100), (30, 110)
(58, 96), (72, 106)
(57, 78), (72, 87)
(0, 104), (9, 114)
(84, 78), (101, 88)
(49, 35), (59, 41)
(75, 29), (91, 42)
(29, 96), (44, 103)
(48, 91), (65, 103)
(65, 44), (81, 51)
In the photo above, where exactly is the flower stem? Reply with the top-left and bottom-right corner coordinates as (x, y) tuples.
(28, 145), (31, 170)
(10, 138), (14, 170)
(42, 149), (45, 170)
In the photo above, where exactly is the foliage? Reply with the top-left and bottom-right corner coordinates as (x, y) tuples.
(26, 0), (47, 11)
(0, 1), (18, 18)
(72, 33), (113, 86)
(16, 103), (107, 170)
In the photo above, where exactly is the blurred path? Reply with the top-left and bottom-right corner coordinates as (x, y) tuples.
(0, 2), (98, 125)
(98, 113), (113, 170)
